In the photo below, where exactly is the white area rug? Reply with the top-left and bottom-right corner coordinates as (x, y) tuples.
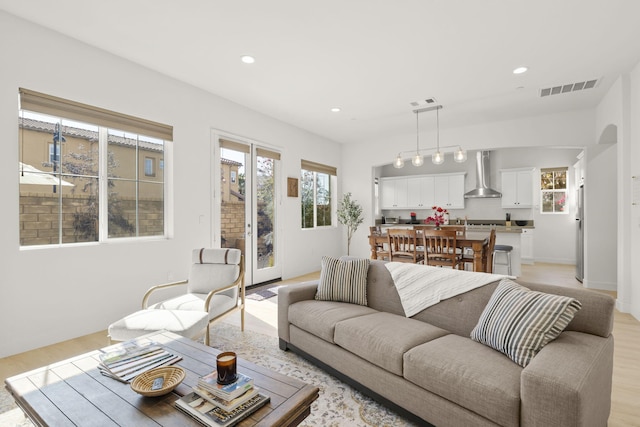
(0, 323), (419, 427)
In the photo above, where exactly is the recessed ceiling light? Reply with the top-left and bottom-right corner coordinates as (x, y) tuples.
(513, 66), (528, 74)
(330, 107), (341, 113)
(241, 55), (255, 64)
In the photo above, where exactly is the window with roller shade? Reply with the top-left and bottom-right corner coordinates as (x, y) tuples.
(18, 88), (173, 246)
(301, 160), (337, 229)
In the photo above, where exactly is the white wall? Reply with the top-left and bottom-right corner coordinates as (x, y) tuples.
(595, 72), (635, 312)
(625, 64), (640, 319)
(584, 144), (617, 290)
(0, 12), (343, 357)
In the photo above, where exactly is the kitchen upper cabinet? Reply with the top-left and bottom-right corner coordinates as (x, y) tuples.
(501, 168), (534, 208)
(381, 177), (408, 209)
(433, 173), (465, 209)
(407, 176), (435, 208)
(381, 173), (465, 210)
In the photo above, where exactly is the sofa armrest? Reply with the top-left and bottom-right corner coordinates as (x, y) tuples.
(521, 331), (613, 427)
(277, 281), (319, 343)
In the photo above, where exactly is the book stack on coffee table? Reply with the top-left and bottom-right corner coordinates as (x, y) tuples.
(175, 370), (270, 426)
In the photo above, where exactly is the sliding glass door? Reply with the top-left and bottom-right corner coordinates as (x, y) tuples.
(215, 135), (281, 286)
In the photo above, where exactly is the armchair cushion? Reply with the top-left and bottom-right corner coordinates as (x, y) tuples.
(148, 292), (237, 321)
(188, 248), (241, 294)
(192, 248), (241, 265)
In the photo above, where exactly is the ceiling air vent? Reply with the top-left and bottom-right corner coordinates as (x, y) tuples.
(539, 78), (600, 97)
(410, 98), (437, 107)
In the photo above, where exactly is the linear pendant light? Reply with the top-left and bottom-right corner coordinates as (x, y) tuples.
(392, 104), (466, 168)
(431, 107), (444, 165)
(411, 111), (423, 166)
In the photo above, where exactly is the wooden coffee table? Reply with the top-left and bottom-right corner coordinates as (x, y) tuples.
(5, 330), (319, 427)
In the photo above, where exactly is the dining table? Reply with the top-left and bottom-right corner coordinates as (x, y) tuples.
(368, 229), (491, 272)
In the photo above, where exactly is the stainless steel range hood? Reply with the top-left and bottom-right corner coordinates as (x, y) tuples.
(464, 151), (502, 198)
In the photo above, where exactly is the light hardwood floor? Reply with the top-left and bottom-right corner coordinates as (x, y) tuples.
(2, 265), (638, 426)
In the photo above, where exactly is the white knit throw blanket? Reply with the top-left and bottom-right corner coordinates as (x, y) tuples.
(385, 262), (511, 317)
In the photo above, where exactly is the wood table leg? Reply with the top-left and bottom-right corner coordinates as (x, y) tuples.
(369, 236), (378, 260)
(471, 241), (485, 272)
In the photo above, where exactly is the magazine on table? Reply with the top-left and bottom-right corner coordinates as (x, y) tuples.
(99, 342), (163, 366)
(98, 341), (182, 383)
(175, 391), (270, 427)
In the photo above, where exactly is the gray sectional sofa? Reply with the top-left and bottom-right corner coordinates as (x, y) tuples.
(277, 259), (615, 427)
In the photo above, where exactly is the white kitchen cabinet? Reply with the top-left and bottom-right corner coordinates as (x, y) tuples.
(382, 173), (464, 210)
(407, 176), (435, 208)
(381, 177), (408, 209)
(521, 228), (534, 264)
(433, 173), (465, 209)
(501, 168), (534, 208)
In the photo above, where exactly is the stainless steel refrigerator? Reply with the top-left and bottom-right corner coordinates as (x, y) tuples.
(575, 184), (584, 282)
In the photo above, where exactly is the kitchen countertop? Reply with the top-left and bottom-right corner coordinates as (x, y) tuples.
(379, 224), (534, 233)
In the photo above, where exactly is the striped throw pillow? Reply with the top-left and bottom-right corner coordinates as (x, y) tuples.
(315, 256), (369, 306)
(470, 279), (582, 367)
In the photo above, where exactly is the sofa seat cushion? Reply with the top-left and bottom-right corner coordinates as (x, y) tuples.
(334, 312), (449, 376)
(288, 300), (377, 343)
(404, 334), (522, 427)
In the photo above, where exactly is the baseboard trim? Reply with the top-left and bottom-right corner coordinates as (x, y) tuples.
(279, 339), (433, 427)
(584, 279), (617, 291)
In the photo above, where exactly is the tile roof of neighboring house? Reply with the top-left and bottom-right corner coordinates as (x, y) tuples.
(19, 117), (163, 152)
(221, 158), (242, 166)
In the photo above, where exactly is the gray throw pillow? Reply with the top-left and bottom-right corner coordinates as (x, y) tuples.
(470, 279), (582, 367)
(315, 256), (369, 306)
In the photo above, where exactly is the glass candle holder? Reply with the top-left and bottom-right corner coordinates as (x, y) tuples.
(216, 351), (237, 385)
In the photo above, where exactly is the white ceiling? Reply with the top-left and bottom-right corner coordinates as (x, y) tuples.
(2, 0), (640, 145)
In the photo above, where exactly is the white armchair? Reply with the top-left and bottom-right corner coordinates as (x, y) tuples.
(142, 248), (245, 346)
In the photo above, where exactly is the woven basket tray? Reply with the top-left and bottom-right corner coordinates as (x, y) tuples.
(130, 366), (185, 397)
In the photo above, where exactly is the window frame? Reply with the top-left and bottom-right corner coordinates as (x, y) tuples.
(540, 167), (568, 214)
(300, 159), (337, 230)
(18, 88), (173, 248)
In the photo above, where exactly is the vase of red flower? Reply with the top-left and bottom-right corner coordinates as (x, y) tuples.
(425, 206), (448, 229)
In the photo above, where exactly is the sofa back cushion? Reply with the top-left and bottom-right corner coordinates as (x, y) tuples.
(363, 259), (614, 339)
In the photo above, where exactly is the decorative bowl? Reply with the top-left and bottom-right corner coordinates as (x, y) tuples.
(130, 366), (185, 397)
(515, 220), (528, 226)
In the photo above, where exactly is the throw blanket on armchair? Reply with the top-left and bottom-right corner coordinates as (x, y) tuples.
(385, 263), (511, 317)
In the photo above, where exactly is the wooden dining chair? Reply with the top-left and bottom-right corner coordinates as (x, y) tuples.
(484, 228), (497, 273)
(421, 228), (462, 269)
(462, 228), (496, 272)
(388, 229), (424, 263)
(369, 226), (390, 260)
(443, 225), (466, 236)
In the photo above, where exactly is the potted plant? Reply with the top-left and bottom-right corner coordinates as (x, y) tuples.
(337, 192), (364, 255)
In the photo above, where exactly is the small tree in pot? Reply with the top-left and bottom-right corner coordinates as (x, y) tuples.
(337, 192), (364, 255)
